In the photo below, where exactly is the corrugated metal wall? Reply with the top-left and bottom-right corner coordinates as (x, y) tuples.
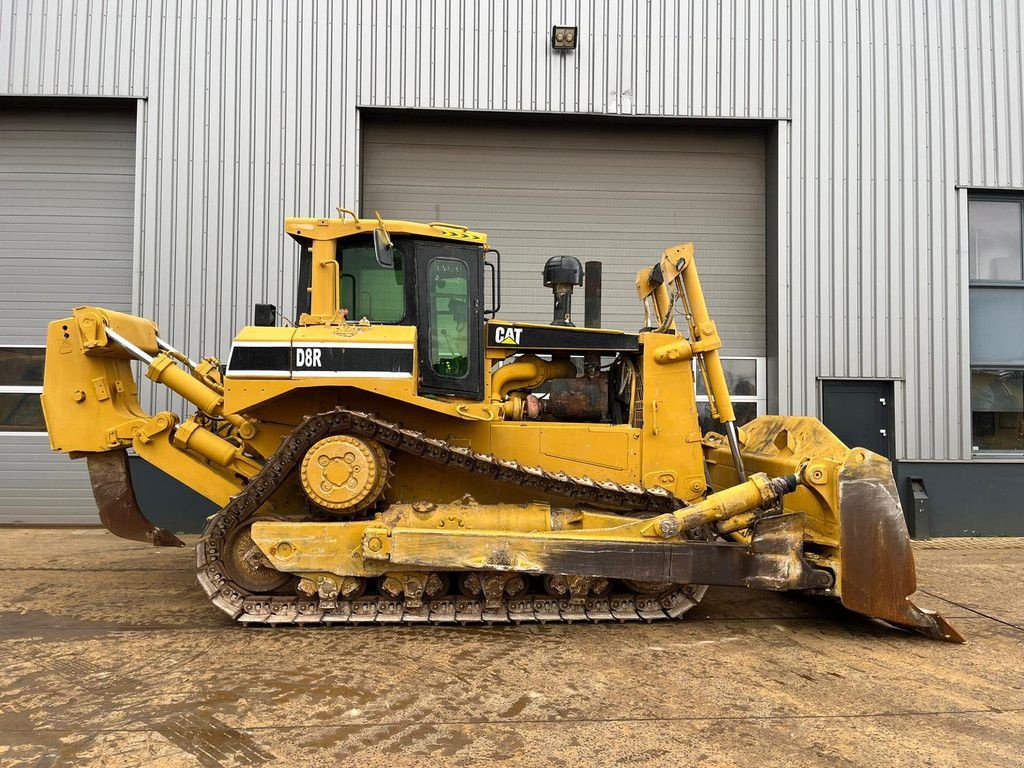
(2, 0), (1024, 461)
(354, 0), (788, 117)
(779, 1), (1024, 460)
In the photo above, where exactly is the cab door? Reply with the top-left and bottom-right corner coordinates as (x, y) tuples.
(415, 241), (484, 399)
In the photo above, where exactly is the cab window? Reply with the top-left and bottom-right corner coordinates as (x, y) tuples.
(426, 258), (470, 378)
(340, 242), (405, 323)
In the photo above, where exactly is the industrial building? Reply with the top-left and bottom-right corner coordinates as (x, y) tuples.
(1, 1), (1021, 535)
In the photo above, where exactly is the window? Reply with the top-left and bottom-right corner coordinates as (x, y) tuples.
(968, 195), (1024, 453)
(0, 346), (46, 433)
(694, 357), (767, 435)
(339, 241), (405, 323)
(426, 258), (470, 378)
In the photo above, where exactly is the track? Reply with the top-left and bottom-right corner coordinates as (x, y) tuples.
(196, 408), (707, 625)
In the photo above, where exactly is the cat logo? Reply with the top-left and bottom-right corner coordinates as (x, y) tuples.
(494, 326), (522, 345)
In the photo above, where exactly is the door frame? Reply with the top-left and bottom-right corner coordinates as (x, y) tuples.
(414, 240), (485, 399)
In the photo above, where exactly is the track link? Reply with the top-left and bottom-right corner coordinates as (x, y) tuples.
(196, 408), (706, 625)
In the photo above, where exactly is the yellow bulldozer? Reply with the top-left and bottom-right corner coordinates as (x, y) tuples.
(41, 211), (961, 640)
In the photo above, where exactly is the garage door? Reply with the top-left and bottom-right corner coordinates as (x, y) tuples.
(0, 100), (136, 524)
(361, 114), (766, 355)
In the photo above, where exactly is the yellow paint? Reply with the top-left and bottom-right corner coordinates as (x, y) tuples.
(490, 355), (576, 401)
(299, 435), (388, 513)
(702, 415), (845, 549)
(42, 214), (902, 610)
(251, 501), (645, 578)
(284, 216), (487, 246)
(41, 231), (738, 510)
(540, 427), (629, 471)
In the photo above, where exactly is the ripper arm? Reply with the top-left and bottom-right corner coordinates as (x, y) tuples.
(42, 307), (260, 543)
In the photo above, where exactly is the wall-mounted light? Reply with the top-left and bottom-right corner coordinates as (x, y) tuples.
(551, 26), (578, 51)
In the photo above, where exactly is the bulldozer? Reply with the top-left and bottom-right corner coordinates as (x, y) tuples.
(41, 210), (961, 640)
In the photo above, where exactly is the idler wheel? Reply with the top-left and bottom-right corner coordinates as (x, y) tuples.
(223, 523), (291, 594)
(300, 435), (388, 514)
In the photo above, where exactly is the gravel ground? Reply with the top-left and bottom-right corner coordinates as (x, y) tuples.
(0, 529), (1021, 767)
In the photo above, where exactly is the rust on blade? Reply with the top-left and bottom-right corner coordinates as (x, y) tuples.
(837, 452), (963, 643)
(87, 450), (185, 547)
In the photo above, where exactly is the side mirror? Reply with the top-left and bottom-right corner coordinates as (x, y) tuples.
(373, 227), (395, 268)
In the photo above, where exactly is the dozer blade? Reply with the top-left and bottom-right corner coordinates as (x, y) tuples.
(836, 452), (962, 642)
(708, 415), (963, 643)
(87, 450), (185, 547)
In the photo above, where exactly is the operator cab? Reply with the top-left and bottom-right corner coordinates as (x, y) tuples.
(281, 216), (633, 410)
(292, 226), (487, 400)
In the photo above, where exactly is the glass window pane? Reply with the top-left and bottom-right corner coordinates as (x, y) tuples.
(695, 358), (758, 396)
(968, 200), (1023, 280)
(697, 401), (759, 436)
(0, 347), (45, 387)
(0, 393), (45, 431)
(427, 258), (470, 378)
(970, 368), (1024, 452)
(339, 244), (405, 323)
(969, 287), (1024, 365)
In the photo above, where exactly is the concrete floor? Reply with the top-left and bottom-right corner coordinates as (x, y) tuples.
(0, 530), (1021, 767)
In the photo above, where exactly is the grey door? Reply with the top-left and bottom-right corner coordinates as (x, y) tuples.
(0, 99), (137, 524)
(361, 113), (767, 357)
(821, 380), (895, 460)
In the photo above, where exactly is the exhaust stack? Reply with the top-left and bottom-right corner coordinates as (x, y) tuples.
(584, 260), (602, 328)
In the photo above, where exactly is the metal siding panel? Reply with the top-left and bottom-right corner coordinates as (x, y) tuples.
(907, 0), (924, 457)
(362, 117), (767, 356)
(351, 0), (782, 118)
(942, 6), (966, 460)
(0, 0), (146, 96)
(130, 0), (355, 415)
(782, 0), (1024, 460)
(862, 1), (879, 377)
(1009, 0), (1024, 189)
(789, 0), (812, 415)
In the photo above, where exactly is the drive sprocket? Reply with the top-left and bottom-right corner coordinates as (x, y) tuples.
(299, 434), (388, 513)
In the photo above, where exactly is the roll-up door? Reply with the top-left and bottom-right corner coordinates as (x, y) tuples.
(361, 114), (766, 356)
(0, 100), (136, 524)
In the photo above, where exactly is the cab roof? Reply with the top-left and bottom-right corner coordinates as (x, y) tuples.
(285, 215), (488, 247)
